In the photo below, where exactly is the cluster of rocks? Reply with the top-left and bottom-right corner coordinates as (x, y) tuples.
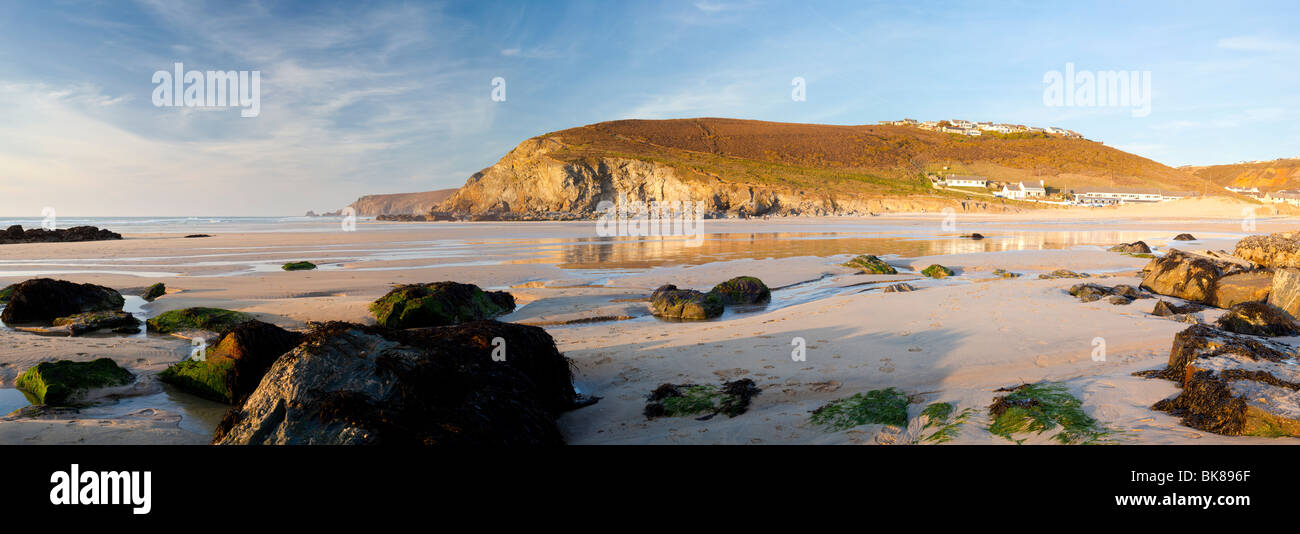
(650, 276), (770, 320)
(1068, 283), (1150, 305)
(1148, 324), (1300, 437)
(1133, 232), (1300, 438)
(191, 281), (590, 444)
(0, 225), (121, 245)
(0, 278), (138, 336)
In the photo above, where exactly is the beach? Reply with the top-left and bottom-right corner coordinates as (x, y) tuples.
(2, 198), (1298, 444)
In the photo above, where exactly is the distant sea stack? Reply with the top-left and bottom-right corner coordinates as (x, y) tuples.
(1, 225), (121, 245)
(430, 118), (1212, 219)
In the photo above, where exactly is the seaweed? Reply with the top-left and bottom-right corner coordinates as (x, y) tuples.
(988, 382), (1115, 444)
(146, 307), (254, 334)
(920, 402), (974, 443)
(809, 387), (910, 430)
(281, 261), (317, 271)
(644, 379), (760, 420)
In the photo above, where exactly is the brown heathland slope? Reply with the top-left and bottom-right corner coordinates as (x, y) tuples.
(349, 189), (458, 216)
(437, 118), (1220, 217)
(1186, 158), (1300, 192)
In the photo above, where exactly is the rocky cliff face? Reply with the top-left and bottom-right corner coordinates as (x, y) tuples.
(348, 189), (457, 216)
(437, 136), (1018, 218)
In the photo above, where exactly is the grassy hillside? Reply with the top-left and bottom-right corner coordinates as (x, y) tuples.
(1186, 158), (1300, 192)
(541, 118), (1214, 196)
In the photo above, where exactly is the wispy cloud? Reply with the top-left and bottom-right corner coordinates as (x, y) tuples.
(1217, 35), (1299, 53)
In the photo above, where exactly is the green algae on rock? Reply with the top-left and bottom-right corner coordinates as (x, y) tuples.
(16, 358), (134, 405)
(708, 276), (771, 305)
(281, 261), (317, 271)
(146, 307), (254, 335)
(370, 281), (515, 328)
(843, 254), (897, 274)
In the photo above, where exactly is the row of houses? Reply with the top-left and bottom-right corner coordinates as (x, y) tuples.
(878, 118), (1084, 139)
(933, 174), (1190, 204)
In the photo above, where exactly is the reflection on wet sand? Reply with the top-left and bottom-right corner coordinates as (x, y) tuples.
(513, 230), (1180, 270)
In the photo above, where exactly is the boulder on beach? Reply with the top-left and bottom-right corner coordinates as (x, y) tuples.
(159, 320), (305, 404)
(843, 254), (897, 274)
(708, 276), (771, 305)
(50, 310), (140, 336)
(0, 278), (124, 325)
(1139, 249), (1258, 305)
(141, 283), (166, 302)
(1215, 301), (1299, 337)
(213, 320), (591, 445)
(1172, 233), (1197, 241)
(282, 261), (317, 271)
(1211, 270), (1272, 308)
(1038, 269), (1088, 279)
(16, 358), (134, 405)
(1267, 268), (1300, 322)
(370, 281), (516, 328)
(650, 284), (723, 320)
(0, 225), (121, 245)
(146, 307), (254, 335)
(921, 264), (954, 279)
(882, 283), (916, 293)
(1069, 283), (1112, 303)
(992, 269), (1020, 278)
(1149, 324), (1300, 437)
(1108, 241), (1151, 254)
(1235, 232), (1300, 268)
(964, 233), (985, 240)
(1151, 300), (1206, 317)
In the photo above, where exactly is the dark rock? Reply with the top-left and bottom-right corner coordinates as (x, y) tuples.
(1216, 301), (1299, 337)
(281, 261), (317, 271)
(1107, 295), (1133, 305)
(1172, 233), (1197, 241)
(1149, 324), (1300, 437)
(882, 283), (916, 293)
(141, 283), (165, 302)
(213, 320), (590, 445)
(1069, 283), (1112, 302)
(159, 320), (304, 404)
(370, 282), (515, 328)
(0, 225), (121, 245)
(1108, 241), (1151, 254)
(0, 278), (124, 325)
(184, 234), (211, 238)
(51, 310), (140, 336)
(1151, 300), (1205, 317)
(16, 358), (134, 405)
(992, 269), (1020, 278)
(377, 214), (429, 222)
(708, 276), (771, 305)
(650, 284), (723, 320)
(964, 233), (985, 240)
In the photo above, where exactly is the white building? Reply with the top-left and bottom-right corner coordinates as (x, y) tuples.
(944, 175), (988, 188)
(999, 180), (1047, 199)
(1072, 188), (1188, 205)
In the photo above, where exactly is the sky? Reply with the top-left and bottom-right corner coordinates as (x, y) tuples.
(1, 0), (1299, 216)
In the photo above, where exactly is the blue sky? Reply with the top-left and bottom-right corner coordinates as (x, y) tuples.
(1, 0), (1298, 215)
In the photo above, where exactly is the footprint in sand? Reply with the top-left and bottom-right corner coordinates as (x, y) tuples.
(879, 358), (895, 373)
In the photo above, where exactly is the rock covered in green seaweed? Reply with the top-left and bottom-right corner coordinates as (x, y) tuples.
(843, 254), (897, 274)
(370, 281), (515, 328)
(649, 284), (723, 320)
(16, 358), (134, 405)
(708, 276), (771, 305)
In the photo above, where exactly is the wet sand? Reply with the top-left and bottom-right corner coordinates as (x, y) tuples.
(2, 197), (1299, 444)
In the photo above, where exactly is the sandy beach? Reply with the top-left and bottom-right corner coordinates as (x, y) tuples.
(2, 198), (1298, 444)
